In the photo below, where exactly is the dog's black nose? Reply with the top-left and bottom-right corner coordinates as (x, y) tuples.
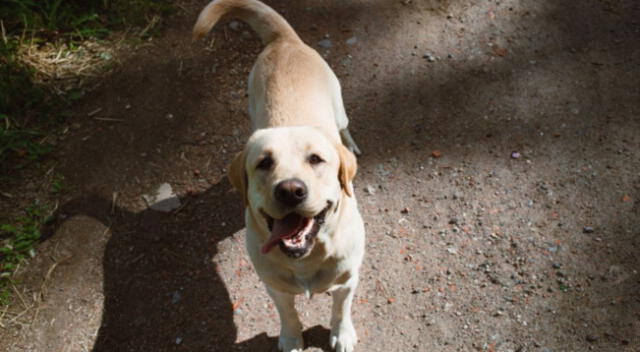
(274, 178), (308, 207)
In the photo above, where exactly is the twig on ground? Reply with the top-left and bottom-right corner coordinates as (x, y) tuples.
(0, 304), (8, 328)
(11, 285), (29, 310)
(92, 117), (124, 122)
(111, 192), (118, 214)
(7, 305), (33, 325)
(173, 197), (191, 215)
(87, 108), (102, 117)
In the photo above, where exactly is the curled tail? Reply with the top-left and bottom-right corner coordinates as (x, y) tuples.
(193, 0), (300, 45)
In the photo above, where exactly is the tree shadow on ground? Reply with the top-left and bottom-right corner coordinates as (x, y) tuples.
(44, 179), (333, 351)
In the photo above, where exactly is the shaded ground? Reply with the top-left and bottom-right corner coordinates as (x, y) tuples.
(1, 0), (639, 351)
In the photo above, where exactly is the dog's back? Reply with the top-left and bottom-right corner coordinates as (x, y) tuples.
(193, 0), (346, 142)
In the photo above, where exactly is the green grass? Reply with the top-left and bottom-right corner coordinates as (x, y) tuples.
(50, 172), (66, 195)
(0, 203), (51, 305)
(0, 0), (174, 171)
(0, 0), (174, 306)
(1, 0), (175, 40)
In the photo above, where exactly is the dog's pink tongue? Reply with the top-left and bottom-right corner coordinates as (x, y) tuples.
(261, 213), (306, 254)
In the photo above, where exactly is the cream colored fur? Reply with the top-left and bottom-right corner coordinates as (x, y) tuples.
(194, 1), (364, 351)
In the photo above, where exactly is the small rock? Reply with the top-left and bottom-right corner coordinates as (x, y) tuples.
(449, 217), (460, 225)
(511, 151), (522, 159)
(318, 39), (332, 49)
(171, 291), (182, 304)
(143, 183), (182, 212)
(364, 185), (376, 195)
(431, 150), (442, 158)
(552, 263), (562, 269)
(346, 36), (357, 45)
(583, 226), (595, 234)
(423, 53), (436, 62)
(401, 207), (410, 214)
(586, 334), (598, 343)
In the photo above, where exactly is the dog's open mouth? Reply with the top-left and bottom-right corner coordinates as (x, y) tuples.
(260, 203), (331, 258)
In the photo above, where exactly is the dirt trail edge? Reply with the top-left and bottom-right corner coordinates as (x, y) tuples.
(1, 0), (639, 351)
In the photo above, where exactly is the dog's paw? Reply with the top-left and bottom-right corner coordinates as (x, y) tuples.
(278, 333), (304, 352)
(330, 321), (357, 352)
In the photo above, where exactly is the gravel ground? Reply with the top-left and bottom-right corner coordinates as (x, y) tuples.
(1, 0), (639, 351)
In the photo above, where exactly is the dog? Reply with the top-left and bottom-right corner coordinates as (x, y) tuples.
(193, 1), (365, 351)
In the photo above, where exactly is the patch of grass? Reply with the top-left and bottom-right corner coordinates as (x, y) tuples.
(0, 203), (51, 305)
(1, 0), (175, 41)
(0, 0), (175, 171)
(0, 41), (57, 171)
(50, 172), (66, 195)
(0, 0), (175, 306)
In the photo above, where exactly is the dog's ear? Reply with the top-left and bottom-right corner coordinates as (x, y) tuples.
(337, 144), (357, 197)
(228, 150), (248, 206)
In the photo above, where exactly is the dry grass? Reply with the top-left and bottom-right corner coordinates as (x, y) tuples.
(14, 36), (127, 95)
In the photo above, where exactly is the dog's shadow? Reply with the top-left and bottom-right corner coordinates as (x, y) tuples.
(45, 179), (332, 351)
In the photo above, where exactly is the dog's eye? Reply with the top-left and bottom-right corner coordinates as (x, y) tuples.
(308, 154), (324, 165)
(257, 157), (274, 170)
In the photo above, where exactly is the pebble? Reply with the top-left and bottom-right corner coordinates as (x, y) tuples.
(318, 39), (332, 49)
(583, 226), (595, 233)
(585, 334), (598, 343)
(171, 291), (182, 304)
(449, 217), (460, 225)
(364, 185), (376, 195)
(511, 151), (522, 159)
(346, 36), (357, 45)
(175, 337), (183, 345)
(423, 53), (436, 62)
(142, 183), (182, 212)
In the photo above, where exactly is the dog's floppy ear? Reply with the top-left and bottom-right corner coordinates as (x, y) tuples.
(228, 150), (248, 206)
(337, 144), (357, 197)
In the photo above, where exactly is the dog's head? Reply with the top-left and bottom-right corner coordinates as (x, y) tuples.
(228, 126), (357, 259)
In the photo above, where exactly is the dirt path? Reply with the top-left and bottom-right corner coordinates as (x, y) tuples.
(2, 0), (639, 351)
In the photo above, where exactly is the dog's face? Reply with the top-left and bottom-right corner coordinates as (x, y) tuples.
(229, 127), (357, 259)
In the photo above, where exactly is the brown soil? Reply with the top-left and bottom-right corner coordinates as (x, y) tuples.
(2, 0), (639, 351)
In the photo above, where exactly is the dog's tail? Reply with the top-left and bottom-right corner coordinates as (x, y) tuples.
(193, 0), (300, 45)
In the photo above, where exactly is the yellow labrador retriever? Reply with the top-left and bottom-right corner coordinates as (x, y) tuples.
(193, 1), (365, 351)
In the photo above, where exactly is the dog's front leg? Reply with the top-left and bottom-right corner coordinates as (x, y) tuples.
(267, 287), (304, 352)
(329, 276), (358, 352)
